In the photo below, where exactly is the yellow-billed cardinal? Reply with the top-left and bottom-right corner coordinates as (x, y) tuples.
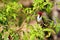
(37, 11), (43, 22)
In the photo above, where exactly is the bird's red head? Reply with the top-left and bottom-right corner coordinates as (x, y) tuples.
(37, 11), (43, 16)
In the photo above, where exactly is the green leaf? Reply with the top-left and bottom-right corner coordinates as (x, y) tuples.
(30, 34), (35, 40)
(55, 24), (60, 34)
(4, 32), (9, 40)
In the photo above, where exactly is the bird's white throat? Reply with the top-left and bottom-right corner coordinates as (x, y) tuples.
(37, 15), (42, 22)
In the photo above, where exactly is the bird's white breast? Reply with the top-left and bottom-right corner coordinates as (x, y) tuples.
(37, 15), (42, 22)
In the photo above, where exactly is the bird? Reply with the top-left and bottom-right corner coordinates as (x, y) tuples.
(37, 11), (43, 22)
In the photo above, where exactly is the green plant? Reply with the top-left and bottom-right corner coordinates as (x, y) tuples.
(2, 0), (19, 3)
(0, 2), (22, 25)
(21, 24), (55, 40)
(0, 0), (56, 40)
(33, 0), (53, 13)
(21, 0), (53, 23)
(0, 2), (22, 40)
(55, 23), (60, 34)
